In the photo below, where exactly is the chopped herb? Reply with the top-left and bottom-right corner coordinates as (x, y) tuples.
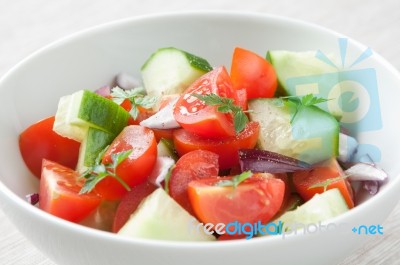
(110, 86), (157, 120)
(276, 94), (331, 123)
(308, 174), (349, 192)
(79, 145), (132, 194)
(215, 170), (253, 189)
(192, 93), (249, 133)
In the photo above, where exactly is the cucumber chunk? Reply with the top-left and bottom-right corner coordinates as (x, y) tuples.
(54, 90), (130, 142)
(267, 50), (342, 119)
(157, 138), (178, 161)
(276, 188), (349, 230)
(76, 127), (115, 172)
(141, 47), (212, 98)
(118, 188), (215, 241)
(248, 98), (339, 164)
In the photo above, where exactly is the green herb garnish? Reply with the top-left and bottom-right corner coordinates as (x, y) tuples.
(275, 94), (331, 123)
(308, 174), (349, 192)
(111, 86), (157, 120)
(192, 93), (249, 133)
(79, 146), (132, 194)
(215, 170), (253, 189)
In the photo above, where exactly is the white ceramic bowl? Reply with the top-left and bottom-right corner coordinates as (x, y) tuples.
(1, 11), (400, 265)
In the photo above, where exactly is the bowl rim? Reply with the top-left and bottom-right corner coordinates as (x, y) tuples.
(1, 10), (400, 249)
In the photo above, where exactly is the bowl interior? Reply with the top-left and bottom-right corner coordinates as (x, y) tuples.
(1, 11), (400, 220)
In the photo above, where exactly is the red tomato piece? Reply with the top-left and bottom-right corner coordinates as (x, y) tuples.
(39, 160), (101, 223)
(230, 47), (278, 99)
(292, 158), (354, 209)
(168, 150), (219, 215)
(152, 128), (175, 142)
(112, 181), (157, 232)
(173, 66), (237, 138)
(19, 116), (80, 178)
(173, 121), (259, 169)
(95, 125), (157, 200)
(188, 174), (285, 227)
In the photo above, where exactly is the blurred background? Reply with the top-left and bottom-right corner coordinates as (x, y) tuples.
(0, 0), (399, 264)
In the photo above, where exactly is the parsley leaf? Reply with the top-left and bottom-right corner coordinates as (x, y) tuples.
(277, 94), (331, 123)
(215, 170), (253, 189)
(79, 146), (132, 194)
(192, 93), (249, 133)
(307, 174), (349, 192)
(110, 86), (157, 120)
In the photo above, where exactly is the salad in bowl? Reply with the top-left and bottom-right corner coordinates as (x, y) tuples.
(1, 12), (399, 265)
(19, 45), (387, 241)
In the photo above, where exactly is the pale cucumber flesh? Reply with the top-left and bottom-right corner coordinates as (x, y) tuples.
(118, 188), (215, 241)
(267, 50), (343, 119)
(141, 47), (212, 99)
(248, 98), (339, 164)
(276, 188), (349, 228)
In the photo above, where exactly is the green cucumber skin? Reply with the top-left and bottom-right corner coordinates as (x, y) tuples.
(184, 51), (213, 72)
(83, 128), (115, 167)
(141, 47), (212, 72)
(78, 90), (130, 135)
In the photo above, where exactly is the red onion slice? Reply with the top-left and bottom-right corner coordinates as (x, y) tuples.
(115, 72), (141, 90)
(94, 85), (111, 97)
(147, 156), (175, 187)
(362, 181), (380, 195)
(239, 149), (310, 173)
(26, 193), (39, 205)
(345, 163), (387, 182)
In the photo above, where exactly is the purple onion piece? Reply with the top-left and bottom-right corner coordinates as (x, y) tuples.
(239, 149), (310, 173)
(26, 193), (39, 205)
(345, 163), (388, 182)
(115, 72), (141, 90)
(362, 181), (380, 195)
(94, 85), (111, 97)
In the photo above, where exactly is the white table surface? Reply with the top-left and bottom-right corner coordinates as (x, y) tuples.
(1, 0), (399, 264)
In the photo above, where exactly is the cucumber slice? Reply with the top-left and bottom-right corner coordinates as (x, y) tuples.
(118, 188), (215, 241)
(141, 47), (212, 98)
(267, 51), (342, 119)
(157, 138), (178, 161)
(54, 90), (130, 142)
(248, 98), (339, 164)
(276, 188), (349, 230)
(76, 127), (115, 172)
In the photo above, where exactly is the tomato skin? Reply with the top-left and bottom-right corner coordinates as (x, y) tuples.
(152, 128), (175, 142)
(112, 181), (157, 232)
(168, 150), (219, 215)
(292, 158), (354, 208)
(19, 116), (80, 178)
(173, 121), (259, 169)
(173, 66), (237, 138)
(230, 47), (278, 99)
(188, 174), (285, 226)
(95, 125), (157, 200)
(39, 160), (101, 223)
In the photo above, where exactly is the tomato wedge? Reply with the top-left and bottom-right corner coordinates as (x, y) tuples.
(292, 158), (354, 208)
(39, 160), (101, 223)
(173, 121), (259, 169)
(95, 125), (157, 200)
(173, 66), (238, 138)
(168, 150), (219, 215)
(112, 181), (157, 232)
(230, 47), (277, 99)
(19, 116), (80, 178)
(188, 174), (285, 227)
